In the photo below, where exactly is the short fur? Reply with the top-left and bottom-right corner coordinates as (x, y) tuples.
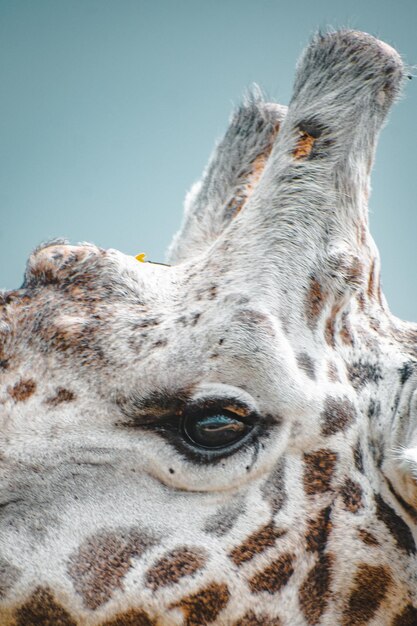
(0, 30), (416, 625)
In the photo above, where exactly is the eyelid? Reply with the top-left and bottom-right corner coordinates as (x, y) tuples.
(184, 399), (254, 421)
(118, 398), (254, 429)
(222, 404), (250, 418)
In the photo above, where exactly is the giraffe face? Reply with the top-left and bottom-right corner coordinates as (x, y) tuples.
(1, 30), (417, 625)
(0, 243), (327, 624)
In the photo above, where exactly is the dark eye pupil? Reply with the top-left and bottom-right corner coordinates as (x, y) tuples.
(183, 413), (251, 449)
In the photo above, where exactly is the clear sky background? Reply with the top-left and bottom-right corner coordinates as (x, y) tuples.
(0, 0), (416, 321)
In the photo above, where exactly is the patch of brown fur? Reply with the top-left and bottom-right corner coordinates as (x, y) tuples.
(45, 388), (76, 406)
(391, 605), (417, 626)
(303, 449), (338, 495)
(357, 529), (379, 546)
(325, 310), (337, 347)
(171, 582), (230, 625)
(249, 553), (295, 594)
(8, 379), (36, 402)
(340, 479), (364, 513)
(67, 528), (156, 610)
(145, 547), (206, 590)
(375, 494), (416, 555)
(293, 129), (316, 159)
(233, 611), (282, 625)
(229, 522), (286, 566)
(101, 609), (156, 626)
(305, 506), (332, 553)
(306, 277), (327, 327)
(299, 554), (333, 625)
(14, 587), (76, 626)
(342, 564), (392, 625)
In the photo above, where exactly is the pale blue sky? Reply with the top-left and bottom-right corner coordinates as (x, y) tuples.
(0, 0), (416, 320)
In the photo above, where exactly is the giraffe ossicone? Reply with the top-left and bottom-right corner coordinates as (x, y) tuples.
(1, 30), (416, 626)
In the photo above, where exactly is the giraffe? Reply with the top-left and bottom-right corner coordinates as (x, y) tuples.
(0, 29), (416, 626)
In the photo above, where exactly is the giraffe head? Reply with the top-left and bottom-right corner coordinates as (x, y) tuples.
(1, 30), (416, 625)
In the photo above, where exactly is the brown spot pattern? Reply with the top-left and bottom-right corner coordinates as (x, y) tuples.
(347, 360), (382, 390)
(233, 611), (282, 625)
(230, 522), (286, 566)
(306, 277), (327, 326)
(67, 528), (156, 610)
(357, 529), (379, 546)
(342, 564), (392, 625)
(375, 494), (416, 555)
(296, 352), (316, 380)
(249, 552), (295, 594)
(45, 387), (75, 406)
(8, 378), (36, 402)
(305, 506), (332, 553)
(299, 554), (333, 625)
(293, 129), (316, 159)
(171, 582), (230, 625)
(145, 547), (206, 590)
(321, 397), (356, 436)
(304, 449), (337, 495)
(392, 605), (417, 626)
(14, 587), (76, 626)
(325, 314), (336, 347)
(340, 479), (363, 513)
(101, 609), (156, 626)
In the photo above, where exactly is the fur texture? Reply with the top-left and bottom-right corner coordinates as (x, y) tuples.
(0, 30), (416, 626)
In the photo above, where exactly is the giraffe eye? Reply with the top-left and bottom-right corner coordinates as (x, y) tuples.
(182, 411), (253, 450)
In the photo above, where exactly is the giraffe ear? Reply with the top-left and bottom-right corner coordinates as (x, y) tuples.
(183, 31), (406, 304)
(167, 92), (286, 264)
